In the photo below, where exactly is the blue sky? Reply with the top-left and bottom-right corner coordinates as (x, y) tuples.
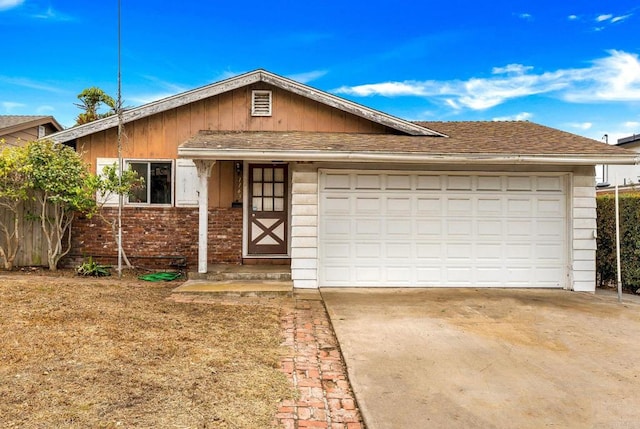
(2, 0), (639, 145)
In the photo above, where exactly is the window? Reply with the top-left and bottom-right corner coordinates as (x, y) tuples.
(128, 161), (173, 205)
(251, 90), (272, 116)
(37, 125), (45, 138)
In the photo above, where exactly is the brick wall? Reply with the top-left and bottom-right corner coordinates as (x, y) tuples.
(66, 207), (243, 269)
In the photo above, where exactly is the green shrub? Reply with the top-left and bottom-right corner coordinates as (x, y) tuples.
(76, 256), (111, 277)
(597, 192), (640, 292)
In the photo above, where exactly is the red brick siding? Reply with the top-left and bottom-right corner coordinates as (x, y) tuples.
(66, 207), (242, 269)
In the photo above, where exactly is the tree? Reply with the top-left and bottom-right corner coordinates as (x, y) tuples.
(74, 87), (116, 125)
(95, 162), (143, 269)
(25, 140), (97, 270)
(0, 141), (31, 270)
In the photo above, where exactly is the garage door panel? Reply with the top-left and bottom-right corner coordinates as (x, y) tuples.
(478, 198), (502, 214)
(417, 219), (442, 236)
(387, 267), (411, 283)
(537, 176), (563, 191)
(322, 242), (350, 259)
(387, 219), (412, 236)
(477, 220), (502, 237)
(537, 198), (564, 216)
(355, 243), (381, 258)
(387, 197), (412, 213)
(446, 243), (472, 260)
(507, 220), (533, 237)
(319, 171), (567, 288)
(447, 198), (473, 214)
(355, 197), (381, 212)
(446, 267), (473, 284)
(507, 176), (534, 191)
(355, 219), (381, 237)
(417, 175), (442, 190)
(476, 244), (502, 260)
(387, 242), (412, 258)
(477, 176), (502, 191)
(447, 219), (473, 235)
(507, 198), (532, 214)
(355, 266), (381, 282)
(416, 243), (443, 260)
(387, 175), (412, 190)
(322, 196), (350, 213)
(447, 176), (472, 190)
(323, 218), (350, 236)
(416, 267), (442, 283)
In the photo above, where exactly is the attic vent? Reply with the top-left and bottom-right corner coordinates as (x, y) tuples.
(251, 90), (272, 116)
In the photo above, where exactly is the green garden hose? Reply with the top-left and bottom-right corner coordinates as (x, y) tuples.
(138, 272), (182, 282)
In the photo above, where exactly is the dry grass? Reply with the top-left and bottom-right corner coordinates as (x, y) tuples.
(0, 272), (294, 428)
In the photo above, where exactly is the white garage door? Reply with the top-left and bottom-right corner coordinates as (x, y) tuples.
(319, 171), (568, 288)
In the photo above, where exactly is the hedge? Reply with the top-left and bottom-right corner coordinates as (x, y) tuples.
(596, 191), (640, 292)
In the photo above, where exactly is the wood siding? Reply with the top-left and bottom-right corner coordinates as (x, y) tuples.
(1, 123), (59, 147)
(78, 83), (393, 208)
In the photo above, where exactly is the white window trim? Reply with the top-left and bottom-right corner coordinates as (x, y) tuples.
(125, 159), (175, 207)
(251, 90), (272, 116)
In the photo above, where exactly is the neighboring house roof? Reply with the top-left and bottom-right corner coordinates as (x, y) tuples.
(178, 121), (637, 165)
(0, 115), (63, 137)
(43, 69), (443, 144)
(617, 134), (640, 148)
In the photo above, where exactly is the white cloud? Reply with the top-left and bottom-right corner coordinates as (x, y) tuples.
(518, 13), (533, 20)
(596, 14), (613, 22)
(611, 14), (632, 23)
(32, 6), (73, 21)
(567, 122), (593, 130)
(492, 64), (533, 75)
(1, 101), (25, 112)
(286, 70), (328, 84)
(36, 105), (55, 114)
(333, 50), (640, 111)
(623, 121), (640, 129)
(492, 112), (533, 121)
(568, 15), (579, 21)
(0, 0), (23, 11)
(0, 75), (66, 93)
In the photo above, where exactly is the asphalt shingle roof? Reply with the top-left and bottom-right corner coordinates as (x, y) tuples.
(181, 121), (632, 157)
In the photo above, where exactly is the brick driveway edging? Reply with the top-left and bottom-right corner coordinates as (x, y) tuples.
(276, 291), (365, 429)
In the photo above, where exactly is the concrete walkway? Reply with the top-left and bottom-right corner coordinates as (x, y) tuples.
(322, 288), (640, 429)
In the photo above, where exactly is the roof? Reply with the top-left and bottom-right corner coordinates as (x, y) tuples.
(0, 115), (63, 135)
(178, 122), (637, 165)
(43, 69), (443, 143)
(617, 134), (640, 147)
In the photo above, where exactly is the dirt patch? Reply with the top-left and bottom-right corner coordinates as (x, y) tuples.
(0, 272), (294, 428)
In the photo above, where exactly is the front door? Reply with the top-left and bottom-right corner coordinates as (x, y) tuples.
(248, 164), (288, 255)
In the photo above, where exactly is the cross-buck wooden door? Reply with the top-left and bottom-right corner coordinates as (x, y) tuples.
(248, 164), (288, 255)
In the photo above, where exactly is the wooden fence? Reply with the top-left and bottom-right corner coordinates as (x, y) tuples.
(0, 200), (49, 268)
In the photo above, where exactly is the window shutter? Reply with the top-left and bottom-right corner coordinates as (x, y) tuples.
(96, 158), (120, 206)
(175, 159), (199, 207)
(251, 90), (272, 116)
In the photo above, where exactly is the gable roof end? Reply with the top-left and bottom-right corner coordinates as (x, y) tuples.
(43, 70), (443, 143)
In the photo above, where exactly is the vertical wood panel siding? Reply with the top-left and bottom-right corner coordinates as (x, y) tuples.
(290, 164), (319, 288)
(571, 166), (597, 292)
(77, 83), (393, 209)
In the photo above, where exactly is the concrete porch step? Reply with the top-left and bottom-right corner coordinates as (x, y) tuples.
(172, 279), (293, 297)
(188, 264), (292, 282)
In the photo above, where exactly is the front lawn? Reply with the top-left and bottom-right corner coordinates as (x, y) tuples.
(0, 273), (293, 428)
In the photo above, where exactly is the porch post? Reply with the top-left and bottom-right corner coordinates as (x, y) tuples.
(194, 160), (215, 274)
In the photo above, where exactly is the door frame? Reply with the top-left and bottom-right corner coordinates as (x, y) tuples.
(243, 161), (291, 258)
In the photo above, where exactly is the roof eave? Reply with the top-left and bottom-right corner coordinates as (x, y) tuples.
(178, 148), (640, 165)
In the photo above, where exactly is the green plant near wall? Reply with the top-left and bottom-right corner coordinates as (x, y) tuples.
(76, 256), (111, 277)
(596, 192), (640, 293)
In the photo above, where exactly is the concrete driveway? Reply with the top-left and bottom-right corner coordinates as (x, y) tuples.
(322, 288), (640, 429)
